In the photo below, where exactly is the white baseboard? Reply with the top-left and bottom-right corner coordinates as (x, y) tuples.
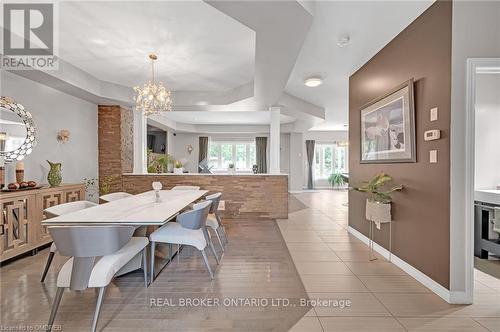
(289, 190), (304, 194)
(347, 226), (452, 303)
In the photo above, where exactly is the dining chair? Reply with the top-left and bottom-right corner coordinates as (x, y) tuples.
(149, 200), (218, 282)
(171, 185), (200, 191)
(99, 192), (133, 203)
(205, 193), (227, 251)
(46, 225), (149, 332)
(41, 200), (98, 282)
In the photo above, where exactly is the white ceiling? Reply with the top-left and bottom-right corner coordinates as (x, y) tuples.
(23, 0), (436, 130)
(285, 0), (434, 130)
(158, 111), (295, 125)
(59, 1), (255, 91)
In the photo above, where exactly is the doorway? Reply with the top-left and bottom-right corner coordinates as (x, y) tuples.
(466, 58), (500, 300)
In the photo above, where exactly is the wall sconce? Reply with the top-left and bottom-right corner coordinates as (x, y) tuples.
(187, 144), (193, 154)
(57, 129), (70, 143)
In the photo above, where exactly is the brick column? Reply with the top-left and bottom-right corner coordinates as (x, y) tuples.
(98, 105), (133, 194)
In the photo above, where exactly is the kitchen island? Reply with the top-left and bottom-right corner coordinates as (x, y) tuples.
(121, 173), (288, 219)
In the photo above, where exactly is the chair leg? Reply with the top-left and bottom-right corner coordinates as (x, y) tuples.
(214, 228), (225, 252)
(177, 244), (180, 262)
(200, 249), (214, 280)
(91, 287), (106, 332)
(168, 243), (173, 261)
(47, 287), (64, 332)
(41, 251), (55, 282)
(150, 241), (156, 284)
(142, 249), (148, 288)
(207, 231), (220, 265)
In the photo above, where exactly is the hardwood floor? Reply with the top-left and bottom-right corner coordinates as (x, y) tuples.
(0, 218), (308, 331)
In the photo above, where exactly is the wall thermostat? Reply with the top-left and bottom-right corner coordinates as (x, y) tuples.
(424, 129), (441, 141)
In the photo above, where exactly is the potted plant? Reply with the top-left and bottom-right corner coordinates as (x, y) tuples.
(100, 175), (118, 195)
(173, 160), (184, 174)
(353, 172), (403, 224)
(328, 172), (346, 190)
(157, 154), (174, 173)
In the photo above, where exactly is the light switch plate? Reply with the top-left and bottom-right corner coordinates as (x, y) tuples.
(430, 150), (438, 163)
(430, 107), (438, 122)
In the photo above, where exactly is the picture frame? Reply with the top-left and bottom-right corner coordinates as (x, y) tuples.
(360, 79), (416, 163)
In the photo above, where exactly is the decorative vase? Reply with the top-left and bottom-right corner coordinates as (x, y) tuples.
(47, 160), (62, 187)
(252, 164), (258, 174)
(173, 167), (183, 174)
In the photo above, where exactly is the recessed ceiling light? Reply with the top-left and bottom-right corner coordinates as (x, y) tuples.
(337, 34), (350, 48)
(304, 77), (323, 87)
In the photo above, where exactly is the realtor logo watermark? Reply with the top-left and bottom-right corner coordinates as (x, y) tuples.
(1, 1), (59, 70)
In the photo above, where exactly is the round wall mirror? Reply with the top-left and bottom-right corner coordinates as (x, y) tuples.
(0, 97), (37, 162)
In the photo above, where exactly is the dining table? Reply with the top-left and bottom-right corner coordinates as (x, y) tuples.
(42, 189), (208, 282)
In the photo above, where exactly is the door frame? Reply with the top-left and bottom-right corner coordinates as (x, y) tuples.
(463, 58), (500, 303)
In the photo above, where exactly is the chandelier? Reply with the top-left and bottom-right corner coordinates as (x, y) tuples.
(133, 54), (172, 116)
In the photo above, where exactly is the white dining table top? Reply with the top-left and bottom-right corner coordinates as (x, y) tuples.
(42, 190), (208, 226)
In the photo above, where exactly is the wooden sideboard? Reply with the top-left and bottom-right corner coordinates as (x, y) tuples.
(0, 183), (85, 262)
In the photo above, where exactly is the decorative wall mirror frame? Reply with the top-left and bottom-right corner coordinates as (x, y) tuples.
(0, 96), (37, 163)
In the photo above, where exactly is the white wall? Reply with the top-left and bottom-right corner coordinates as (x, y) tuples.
(450, 0), (500, 302)
(169, 132), (199, 173)
(289, 132), (304, 192)
(474, 73), (500, 190)
(1, 71), (98, 186)
(303, 130), (348, 188)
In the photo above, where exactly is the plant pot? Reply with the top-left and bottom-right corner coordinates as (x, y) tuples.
(365, 199), (391, 224)
(173, 167), (183, 174)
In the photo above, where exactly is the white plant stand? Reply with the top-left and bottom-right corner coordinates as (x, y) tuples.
(365, 199), (392, 261)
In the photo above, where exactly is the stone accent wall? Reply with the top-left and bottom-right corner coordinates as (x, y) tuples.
(120, 107), (134, 173)
(98, 105), (132, 193)
(122, 174), (288, 219)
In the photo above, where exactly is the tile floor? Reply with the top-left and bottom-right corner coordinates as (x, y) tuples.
(282, 190), (500, 332)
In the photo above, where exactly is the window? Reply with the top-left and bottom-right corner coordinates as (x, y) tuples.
(209, 141), (256, 171)
(314, 142), (348, 179)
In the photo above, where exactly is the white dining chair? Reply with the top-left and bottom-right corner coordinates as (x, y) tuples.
(171, 185), (200, 191)
(41, 200), (98, 282)
(99, 192), (133, 203)
(205, 193), (227, 251)
(46, 225), (148, 332)
(149, 201), (218, 281)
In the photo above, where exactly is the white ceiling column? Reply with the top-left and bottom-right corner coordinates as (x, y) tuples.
(269, 106), (281, 174)
(133, 109), (147, 174)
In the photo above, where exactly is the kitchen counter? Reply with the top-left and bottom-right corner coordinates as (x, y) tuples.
(123, 173), (288, 176)
(122, 173), (288, 219)
(475, 189), (500, 205)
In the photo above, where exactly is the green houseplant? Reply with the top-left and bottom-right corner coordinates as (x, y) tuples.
(353, 172), (403, 225)
(353, 172), (403, 203)
(173, 160), (184, 174)
(328, 172), (346, 189)
(100, 175), (118, 195)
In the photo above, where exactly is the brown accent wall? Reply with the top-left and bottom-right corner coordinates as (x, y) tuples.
(122, 174), (288, 219)
(348, 1), (452, 288)
(98, 105), (133, 193)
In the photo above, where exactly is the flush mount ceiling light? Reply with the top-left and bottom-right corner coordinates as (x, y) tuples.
(337, 34), (350, 48)
(133, 54), (172, 117)
(304, 77), (323, 87)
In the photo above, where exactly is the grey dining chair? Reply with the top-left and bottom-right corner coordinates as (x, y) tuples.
(41, 200), (98, 282)
(149, 200), (218, 282)
(205, 193), (227, 251)
(46, 225), (149, 332)
(206, 193), (228, 246)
